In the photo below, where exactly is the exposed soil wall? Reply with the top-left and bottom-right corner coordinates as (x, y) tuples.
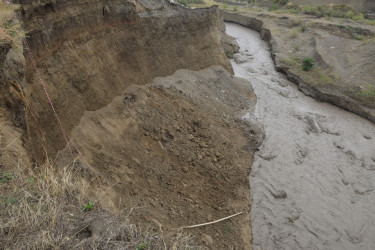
(1, 2), (263, 248)
(12, 0), (232, 160)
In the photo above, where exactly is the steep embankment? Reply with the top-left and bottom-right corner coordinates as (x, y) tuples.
(224, 11), (375, 124)
(10, 0), (232, 160)
(1, 1), (263, 248)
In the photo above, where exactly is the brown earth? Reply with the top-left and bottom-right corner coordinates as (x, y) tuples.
(4, 0), (233, 161)
(224, 9), (375, 123)
(1, 1), (262, 249)
(57, 66), (263, 249)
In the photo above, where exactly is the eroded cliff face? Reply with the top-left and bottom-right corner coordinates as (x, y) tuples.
(15, 0), (232, 159)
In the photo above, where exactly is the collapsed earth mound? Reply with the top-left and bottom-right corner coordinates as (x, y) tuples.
(57, 66), (263, 248)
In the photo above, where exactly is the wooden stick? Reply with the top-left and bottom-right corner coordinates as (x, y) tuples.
(174, 212), (243, 230)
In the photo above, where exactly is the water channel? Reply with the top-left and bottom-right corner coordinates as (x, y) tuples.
(226, 22), (375, 250)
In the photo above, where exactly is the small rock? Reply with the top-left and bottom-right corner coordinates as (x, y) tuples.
(202, 234), (214, 246)
(362, 134), (372, 140)
(270, 189), (287, 199)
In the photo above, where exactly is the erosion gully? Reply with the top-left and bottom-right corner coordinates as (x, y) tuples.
(225, 22), (375, 250)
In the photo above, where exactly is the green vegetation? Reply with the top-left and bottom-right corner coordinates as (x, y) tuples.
(354, 83), (375, 101)
(0, 172), (14, 183)
(226, 52), (234, 59)
(233, 6), (238, 11)
(136, 243), (148, 250)
(294, 44), (300, 52)
(280, 57), (297, 67)
(270, 3), (279, 11)
(302, 57), (315, 71)
(354, 34), (364, 40)
(300, 25), (307, 32)
(177, 0), (204, 6)
(82, 200), (95, 211)
(273, 0), (289, 5)
(318, 71), (335, 85)
(290, 29), (298, 39)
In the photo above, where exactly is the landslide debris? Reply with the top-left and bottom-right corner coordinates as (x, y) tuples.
(57, 66), (263, 249)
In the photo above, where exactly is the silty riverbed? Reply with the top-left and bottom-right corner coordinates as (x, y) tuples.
(226, 22), (375, 250)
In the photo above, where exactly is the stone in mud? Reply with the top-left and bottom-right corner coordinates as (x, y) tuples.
(352, 176), (374, 194)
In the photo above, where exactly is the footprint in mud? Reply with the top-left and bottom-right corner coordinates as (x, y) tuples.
(362, 157), (375, 171)
(295, 144), (308, 165)
(303, 114), (322, 134)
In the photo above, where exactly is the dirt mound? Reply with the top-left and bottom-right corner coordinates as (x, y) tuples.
(57, 66), (263, 248)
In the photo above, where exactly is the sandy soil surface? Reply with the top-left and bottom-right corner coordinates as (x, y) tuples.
(57, 66), (264, 249)
(226, 22), (375, 250)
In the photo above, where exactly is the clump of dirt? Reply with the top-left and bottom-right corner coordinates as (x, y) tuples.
(57, 66), (263, 249)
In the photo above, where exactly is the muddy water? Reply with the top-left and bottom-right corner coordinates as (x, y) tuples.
(225, 22), (375, 250)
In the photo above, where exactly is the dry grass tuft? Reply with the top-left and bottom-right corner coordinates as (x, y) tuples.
(0, 161), (89, 248)
(0, 2), (23, 46)
(0, 157), (199, 249)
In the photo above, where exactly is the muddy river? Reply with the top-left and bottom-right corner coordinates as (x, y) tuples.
(226, 22), (375, 250)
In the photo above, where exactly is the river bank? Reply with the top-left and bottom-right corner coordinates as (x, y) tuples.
(224, 10), (375, 124)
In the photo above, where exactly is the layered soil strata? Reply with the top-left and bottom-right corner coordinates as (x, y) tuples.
(6, 0), (232, 160)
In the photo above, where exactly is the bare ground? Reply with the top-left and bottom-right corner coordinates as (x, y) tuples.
(56, 66), (263, 249)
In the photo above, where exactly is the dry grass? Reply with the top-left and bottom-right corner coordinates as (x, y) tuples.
(0, 152), (200, 249)
(0, 2), (23, 46)
(0, 161), (89, 248)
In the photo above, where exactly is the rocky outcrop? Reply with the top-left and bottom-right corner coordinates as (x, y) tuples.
(12, 0), (232, 159)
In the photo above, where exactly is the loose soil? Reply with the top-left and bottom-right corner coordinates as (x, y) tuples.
(57, 66), (263, 249)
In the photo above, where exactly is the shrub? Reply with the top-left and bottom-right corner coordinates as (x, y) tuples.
(270, 3), (278, 11)
(290, 29), (298, 38)
(302, 57), (315, 71)
(354, 34), (364, 40)
(177, 0), (204, 6)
